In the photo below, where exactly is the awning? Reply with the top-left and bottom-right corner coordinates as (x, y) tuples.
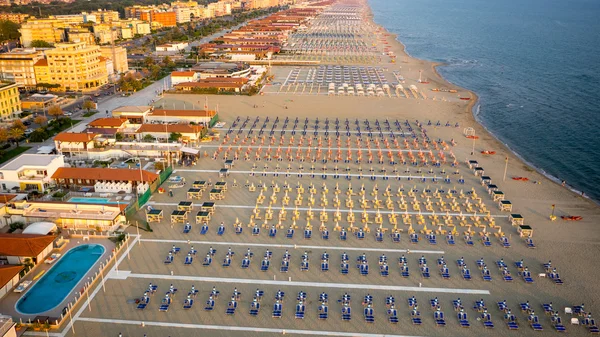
(22, 222), (57, 235)
(181, 147), (200, 155)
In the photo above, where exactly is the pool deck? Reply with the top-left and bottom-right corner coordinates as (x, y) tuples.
(0, 237), (116, 323)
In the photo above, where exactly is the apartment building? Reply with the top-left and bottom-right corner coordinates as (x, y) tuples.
(0, 12), (29, 24)
(0, 48), (44, 89)
(0, 154), (64, 192)
(100, 46), (129, 74)
(152, 11), (177, 27)
(0, 82), (21, 122)
(19, 19), (66, 47)
(36, 42), (108, 92)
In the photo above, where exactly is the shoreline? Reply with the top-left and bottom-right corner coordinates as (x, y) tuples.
(365, 0), (598, 205)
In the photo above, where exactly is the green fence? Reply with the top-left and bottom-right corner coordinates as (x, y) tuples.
(123, 165), (173, 219)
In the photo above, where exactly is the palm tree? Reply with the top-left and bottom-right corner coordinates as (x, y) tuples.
(8, 127), (24, 146)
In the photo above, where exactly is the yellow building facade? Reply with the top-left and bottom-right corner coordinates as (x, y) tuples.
(0, 83), (21, 122)
(36, 42), (108, 92)
(99, 46), (129, 74)
(19, 19), (66, 48)
(0, 49), (44, 90)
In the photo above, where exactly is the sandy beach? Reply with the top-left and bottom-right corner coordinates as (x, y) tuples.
(56, 1), (600, 336)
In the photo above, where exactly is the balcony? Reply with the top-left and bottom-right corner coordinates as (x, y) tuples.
(18, 174), (48, 181)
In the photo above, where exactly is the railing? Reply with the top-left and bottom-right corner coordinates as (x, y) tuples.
(24, 209), (118, 221)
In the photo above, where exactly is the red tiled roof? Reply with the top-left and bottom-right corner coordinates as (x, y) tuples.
(34, 58), (48, 67)
(0, 234), (56, 257)
(0, 194), (17, 203)
(0, 265), (24, 288)
(171, 71), (196, 77)
(54, 132), (98, 143)
(52, 167), (159, 183)
(136, 123), (204, 134)
(88, 118), (127, 128)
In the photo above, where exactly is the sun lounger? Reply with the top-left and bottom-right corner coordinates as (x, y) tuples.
(401, 264), (410, 277)
(375, 231), (384, 242)
(411, 309), (422, 325)
(421, 265), (430, 278)
(272, 301), (282, 318)
(462, 268), (472, 280)
(217, 225), (225, 236)
(551, 315), (566, 332)
(184, 255), (193, 265)
(340, 262), (349, 275)
(356, 230), (365, 240)
(364, 306), (375, 323)
(391, 232), (401, 243)
(410, 233), (419, 244)
(269, 227), (277, 237)
(441, 266), (451, 279)
(340, 229), (347, 240)
(500, 236), (511, 248)
(200, 225), (209, 235)
(235, 225), (243, 234)
(458, 311), (470, 327)
(428, 234), (437, 245)
(304, 229), (312, 239)
(250, 300), (260, 316)
(505, 313), (519, 330)
(434, 309), (446, 326)
(321, 260), (329, 272)
(446, 234), (455, 245)
(252, 226), (260, 236)
(319, 303), (329, 319)
(520, 302), (532, 313)
(380, 263), (389, 276)
(342, 305), (352, 321)
(164, 254), (173, 264)
(482, 268), (492, 281)
(322, 229), (329, 240)
(202, 255), (212, 266)
(159, 304), (169, 312)
(226, 299), (238, 315)
(183, 224), (191, 234)
(497, 301), (508, 312)
(464, 235), (474, 245)
(241, 258), (250, 269)
(295, 302), (306, 319)
(529, 314), (543, 331)
(502, 269), (514, 281)
(261, 258), (270, 271)
(223, 256), (231, 267)
(522, 270), (534, 283)
(183, 298), (194, 309)
(482, 312), (494, 328)
(359, 263), (369, 276)
(482, 236), (492, 247)
(286, 228), (294, 238)
(301, 259), (310, 271)
(526, 238), (536, 248)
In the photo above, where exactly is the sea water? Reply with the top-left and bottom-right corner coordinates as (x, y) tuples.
(369, 0), (600, 202)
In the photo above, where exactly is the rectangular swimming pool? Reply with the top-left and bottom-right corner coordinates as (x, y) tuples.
(68, 197), (120, 204)
(16, 244), (105, 315)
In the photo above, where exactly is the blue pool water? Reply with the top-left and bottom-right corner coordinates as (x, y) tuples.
(68, 197), (119, 204)
(16, 244), (105, 315)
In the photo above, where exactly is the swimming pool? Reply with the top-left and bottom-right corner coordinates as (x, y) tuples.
(16, 244), (105, 315)
(68, 197), (119, 204)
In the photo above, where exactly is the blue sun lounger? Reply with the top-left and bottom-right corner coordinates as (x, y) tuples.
(497, 301), (508, 312)
(446, 234), (455, 245)
(319, 303), (328, 319)
(505, 312), (519, 330)
(269, 226), (277, 237)
(482, 267), (492, 281)
(164, 253), (173, 264)
(526, 238), (536, 248)
(359, 263), (369, 275)
(342, 305), (352, 321)
(235, 225), (243, 235)
(482, 312), (494, 328)
(183, 223), (191, 234)
(321, 229), (329, 240)
(391, 232), (401, 243)
(137, 296), (149, 310)
(183, 298), (194, 309)
(401, 264), (410, 277)
(434, 309), (446, 326)
(528, 314), (543, 331)
(482, 235), (492, 247)
(462, 268), (472, 280)
(241, 258), (250, 269)
(458, 310), (470, 327)
(217, 225), (225, 235)
(410, 233), (419, 244)
(286, 228), (294, 238)
(204, 296), (214, 311)
(184, 254), (193, 265)
(428, 234), (437, 245)
(339, 229), (347, 240)
(464, 235), (474, 246)
(522, 270), (534, 283)
(304, 229), (312, 239)
(200, 224), (209, 235)
(261, 258), (270, 271)
(301, 259), (310, 271)
(340, 262), (349, 274)
(550, 314), (566, 332)
(295, 302), (306, 319)
(226, 299), (238, 315)
(202, 255), (212, 266)
(159, 296), (171, 312)
(502, 268), (513, 281)
(375, 230), (383, 242)
(356, 229), (365, 240)
(252, 226), (260, 236)
(549, 271), (564, 285)
(223, 256), (231, 267)
(272, 301), (283, 318)
(440, 265), (450, 279)
(250, 300), (260, 316)
(411, 309), (422, 325)
(321, 259), (329, 272)
(280, 259), (289, 272)
(364, 306), (375, 323)
(380, 263), (389, 276)
(500, 236), (511, 248)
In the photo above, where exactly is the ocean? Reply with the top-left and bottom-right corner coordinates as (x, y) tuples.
(368, 0), (600, 202)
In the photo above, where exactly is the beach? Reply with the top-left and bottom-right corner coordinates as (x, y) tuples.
(61, 1), (600, 336)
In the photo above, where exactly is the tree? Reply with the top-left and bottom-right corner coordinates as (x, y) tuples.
(82, 100), (95, 112)
(11, 120), (26, 131)
(115, 132), (124, 141)
(0, 20), (20, 44)
(169, 132), (182, 142)
(34, 115), (47, 126)
(143, 56), (155, 68)
(48, 105), (64, 120)
(30, 40), (53, 48)
(8, 127), (24, 146)
(143, 134), (156, 142)
(162, 56), (175, 68)
(0, 127), (8, 144)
